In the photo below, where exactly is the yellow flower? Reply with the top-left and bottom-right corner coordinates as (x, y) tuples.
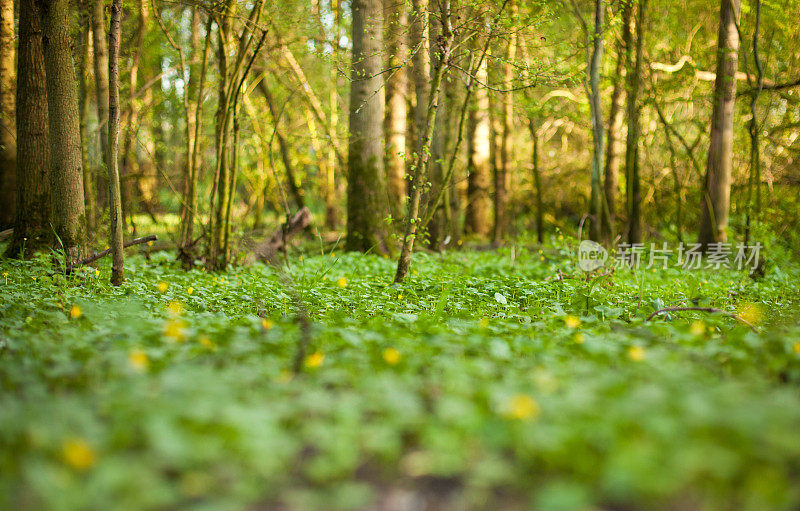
(198, 336), (216, 350)
(574, 333), (585, 344)
(383, 347), (401, 365)
(261, 318), (273, 330)
(504, 394), (540, 420)
(157, 281), (169, 293)
(337, 277), (347, 288)
(277, 369), (293, 383)
(793, 342), (800, 355)
(62, 438), (95, 471)
(166, 301), (183, 315)
(94, 270), (100, 277)
(69, 304), (82, 319)
(164, 319), (187, 342)
(737, 303), (764, 325)
(479, 317), (489, 329)
(330, 252), (336, 258)
(147, 240), (153, 246)
(628, 346), (646, 361)
(564, 315), (580, 329)
(397, 294), (404, 300)
(129, 349), (149, 371)
(690, 320), (705, 336)
(186, 287), (193, 295)
(304, 351), (325, 369)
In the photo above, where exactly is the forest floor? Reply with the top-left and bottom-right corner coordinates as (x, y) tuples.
(1, 236), (800, 510)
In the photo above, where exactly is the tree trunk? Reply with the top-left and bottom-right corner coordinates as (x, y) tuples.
(744, 0), (762, 246)
(107, 0), (124, 285)
(409, 0), (430, 195)
(91, 0), (110, 208)
(465, 53), (491, 236)
(603, 4), (630, 241)
(493, 8), (517, 245)
(587, 0), (605, 242)
(625, 0), (646, 244)
(698, 0), (741, 248)
(345, 0), (387, 252)
(385, 0), (408, 211)
(41, 0), (87, 264)
(0, 0), (16, 228)
(394, 1), (452, 283)
(426, 11), (448, 249)
(530, 120), (544, 244)
(6, 0), (48, 258)
(77, 2), (96, 232)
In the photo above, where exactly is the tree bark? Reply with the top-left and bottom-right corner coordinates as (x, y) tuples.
(6, 0), (49, 258)
(77, 1), (96, 232)
(587, 0), (605, 242)
(40, 0), (87, 264)
(603, 3), (630, 241)
(493, 5), (517, 244)
(384, 0), (408, 211)
(625, 0), (646, 244)
(91, 0), (110, 207)
(530, 120), (544, 244)
(465, 53), (491, 236)
(698, 0), (741, 248)
(409, 0), (430, 195)
(346, 0), (388, 252)
(0, 0), (16, 228)
(107, 0), (124, 285)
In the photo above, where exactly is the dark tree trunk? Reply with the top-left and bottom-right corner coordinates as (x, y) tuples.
(6, 0), (49, 257)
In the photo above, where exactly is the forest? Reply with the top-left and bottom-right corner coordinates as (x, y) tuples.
(1, 0), (799, 509)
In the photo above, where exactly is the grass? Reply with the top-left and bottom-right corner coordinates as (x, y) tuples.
(1, 239), (799, 510)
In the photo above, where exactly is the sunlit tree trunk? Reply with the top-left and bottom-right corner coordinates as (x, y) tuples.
(346, 0), (388, 252)
(409, 0), (430, 193)
(0, 0), (16, 228)
(465, 53), (491, 236)
(698, 0), (741, 248)
(426, 11), (448, 249)
(385, 0), (408, 211)
(41, 0), (87, 264)
(6, 0), (48, 257)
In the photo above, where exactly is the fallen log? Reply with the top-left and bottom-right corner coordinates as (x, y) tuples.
(66, 235), (158, 272)
(253, 207), (312, 263)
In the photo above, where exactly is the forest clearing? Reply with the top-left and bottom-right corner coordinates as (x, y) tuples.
(1, 0), (799, 509)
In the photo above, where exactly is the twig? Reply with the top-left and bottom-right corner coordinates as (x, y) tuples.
(66, 235), (157, 272)
(646, 306), (757, 332)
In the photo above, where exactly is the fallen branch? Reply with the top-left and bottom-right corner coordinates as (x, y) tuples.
(66, 235), (157, 272)
(253, 207), (312, 263)
(0, 228), (12, 241)
(646, 306), (757, 332)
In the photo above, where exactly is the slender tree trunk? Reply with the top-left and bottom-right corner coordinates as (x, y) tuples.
(6, 0), (49, 257)
(530, 120), (544, 244)
(744, 0), (762, 246)
(0, 0), (16, 228)
(91, 0), (110, 208)
(394, 1), (452, 282)
(260, 80), (304, 209)
(409, 0), (430, 194)
(77, 2), (96, 232)
(41, 0), (87, 264)
(625, 0), (646, 244)
(346, 0), (388, 252)
(494, 3), (516, 244)
(107, 0), (124, 285)
(603, 5), (630, 240)
(587, 0), (606, 242)
(426, 12), (448, 249)
(385, 0), (408, 211)
(465, 52), (491, 236)
(698, 0), (741, 248)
